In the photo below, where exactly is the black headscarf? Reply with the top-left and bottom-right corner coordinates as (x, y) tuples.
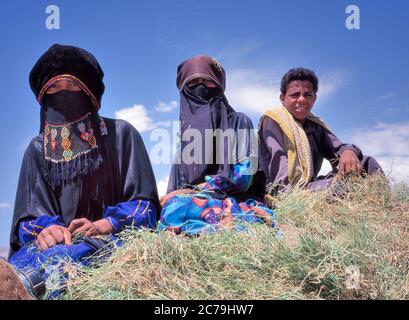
(29, 44), (107, 187)
(29, 44), (104, 109)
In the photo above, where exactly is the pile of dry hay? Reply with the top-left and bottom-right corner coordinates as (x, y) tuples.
(61, 174), (409, 300)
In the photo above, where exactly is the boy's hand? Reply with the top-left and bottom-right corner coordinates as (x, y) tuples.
(338, 150), (361, 176)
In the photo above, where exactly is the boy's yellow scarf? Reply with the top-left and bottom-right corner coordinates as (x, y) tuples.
(261, 106), (332, 188)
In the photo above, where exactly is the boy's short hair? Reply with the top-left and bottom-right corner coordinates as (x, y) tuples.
(280, 68), (319, 94)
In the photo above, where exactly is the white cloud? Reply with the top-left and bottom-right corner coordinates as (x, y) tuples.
(116, 104), (154, 132)
(115, 104), (171, 132)
(319, 121), (409, 183)
(0, 203), (11, 209)
(348, 122), (409, 157)
(157, 175), (169, 198)
(376, 157), (409, 184)
(226, 69), (281, 114)
(347, 121), (409, 183)
(155, 101), (178, 113)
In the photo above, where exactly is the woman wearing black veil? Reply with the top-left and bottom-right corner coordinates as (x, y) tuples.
(2, 44), (159, 299)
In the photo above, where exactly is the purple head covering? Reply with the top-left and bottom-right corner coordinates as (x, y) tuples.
(169, 56), (235, 191)
(177, 55), (226, 91)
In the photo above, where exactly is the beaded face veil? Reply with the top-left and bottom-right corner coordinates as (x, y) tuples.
(44, 113), (99, 163)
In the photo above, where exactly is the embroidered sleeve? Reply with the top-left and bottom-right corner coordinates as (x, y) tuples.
(18, 215), (65, 244)
(201, 158), (254, 193)
(103, 200), (158, 234)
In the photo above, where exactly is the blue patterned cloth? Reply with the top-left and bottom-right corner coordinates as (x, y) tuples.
(159, 159), (278, 235)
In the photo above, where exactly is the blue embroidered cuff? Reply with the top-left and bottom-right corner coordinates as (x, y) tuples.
(18, 215), (65, 244)
(103, 200), (158, 233)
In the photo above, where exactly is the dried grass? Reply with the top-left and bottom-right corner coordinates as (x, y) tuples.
(62, 174), (409, 300)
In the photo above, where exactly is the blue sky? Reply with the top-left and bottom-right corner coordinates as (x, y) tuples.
(0, 0), (408, 248)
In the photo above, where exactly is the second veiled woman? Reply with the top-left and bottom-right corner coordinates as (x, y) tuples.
(160, 55), (277, 234)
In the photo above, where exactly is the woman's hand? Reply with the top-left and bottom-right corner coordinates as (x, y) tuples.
(338, 150), (361, 176)
(160, 189), (193, 207)
(68, 218), (100, 237)
(36, 225), (72, 251)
